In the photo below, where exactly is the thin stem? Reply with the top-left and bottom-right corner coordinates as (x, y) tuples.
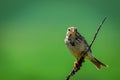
(88, 17), (107, 51)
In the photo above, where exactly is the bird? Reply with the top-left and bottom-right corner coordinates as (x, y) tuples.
(64, 27), (108, 70)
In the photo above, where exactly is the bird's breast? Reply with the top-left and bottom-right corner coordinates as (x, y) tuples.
(66, 40), (86, 59)
(65, 35), (87, 59)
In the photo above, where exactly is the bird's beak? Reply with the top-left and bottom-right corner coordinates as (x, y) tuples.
(71, 29), (76, 37)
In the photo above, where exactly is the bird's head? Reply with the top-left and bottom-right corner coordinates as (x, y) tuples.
(66, 27), (77, 37)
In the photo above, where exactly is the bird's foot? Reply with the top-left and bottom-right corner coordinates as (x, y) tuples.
(74, 61), (80, 71)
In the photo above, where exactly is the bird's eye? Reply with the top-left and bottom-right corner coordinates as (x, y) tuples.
(68, 29), (70, 31)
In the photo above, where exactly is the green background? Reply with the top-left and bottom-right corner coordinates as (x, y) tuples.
(0, 0), (120, 80)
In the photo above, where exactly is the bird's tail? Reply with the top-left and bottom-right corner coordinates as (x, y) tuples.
(90, 57), (108, 70)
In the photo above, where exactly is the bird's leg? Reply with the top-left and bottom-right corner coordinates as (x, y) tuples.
(74, 61), (79, 71)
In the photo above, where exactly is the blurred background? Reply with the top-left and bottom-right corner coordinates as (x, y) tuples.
(0, 0), (120, 80)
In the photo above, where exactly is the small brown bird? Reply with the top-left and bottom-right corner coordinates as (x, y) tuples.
(64, 27), (108, 70)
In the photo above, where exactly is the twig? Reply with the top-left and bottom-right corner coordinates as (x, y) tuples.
(66, 17), (107, 80)
(66, 57), (85, 80)
(88, 17), (107, 51)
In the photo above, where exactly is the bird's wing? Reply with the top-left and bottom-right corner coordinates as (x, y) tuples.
(76, 32), (92, 53)
(83, 37), (92, 53)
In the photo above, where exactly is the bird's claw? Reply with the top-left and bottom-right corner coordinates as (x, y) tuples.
(74, 61), (80, 71)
